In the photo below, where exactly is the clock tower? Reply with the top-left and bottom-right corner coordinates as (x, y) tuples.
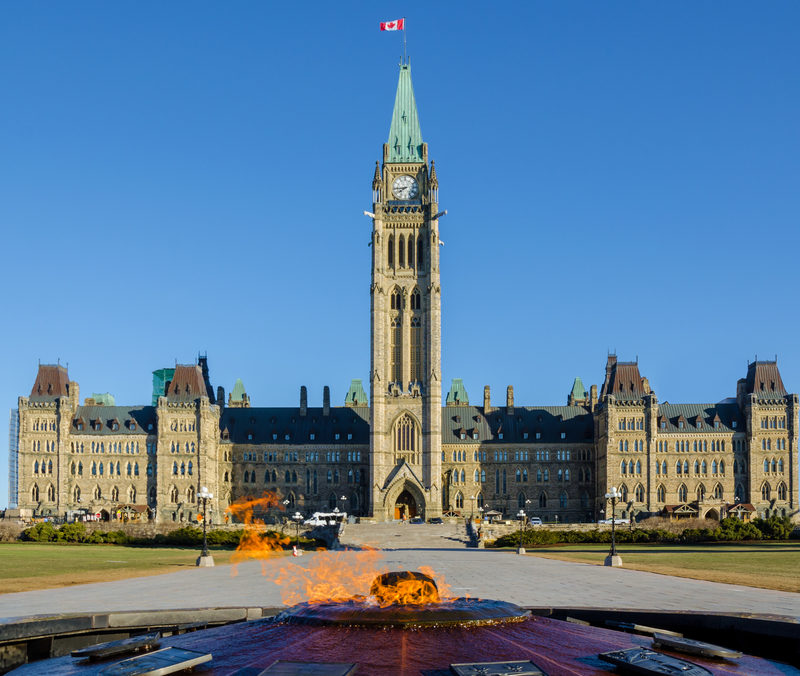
(369, 62), (443, 521)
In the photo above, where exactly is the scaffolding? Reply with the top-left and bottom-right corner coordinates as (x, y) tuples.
(8, 409), (19, 508)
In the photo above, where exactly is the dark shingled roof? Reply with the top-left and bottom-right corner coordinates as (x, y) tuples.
(441, 405), (593, 444)
(30, 364), (70, 400)
(657, 403), (743, 434)
(600, 356), (646, 401)
(745, 361), (787, 400)
(220, 406), (370, 445)
(166, 365), (207, 402)
(74, 406), (155, 434)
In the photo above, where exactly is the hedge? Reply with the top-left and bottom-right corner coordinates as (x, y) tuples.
(490, 516), (796, 548)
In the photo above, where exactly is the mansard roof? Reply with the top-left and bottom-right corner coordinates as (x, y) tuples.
(344, 379), (368, 406)
(74, 406), (155, 434)
(570, 377), (587, 400)
(30, 364), (70, 400)
(657, 403), (743, 433)
(166, 365), (207, 402)
(445, 378), (469, 405)
(387, 63), (424, 162)
(441, 405), (593, 444)
(230, 378), (247, 402)
(220, 406), (370, 445)
(600, 356), (646, 401)
(745, 360), (787, 400)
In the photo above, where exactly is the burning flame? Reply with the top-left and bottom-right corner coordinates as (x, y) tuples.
(274, 548), (453, 607)
(226, 494), (455, 607)
(226, 492), (290, 575)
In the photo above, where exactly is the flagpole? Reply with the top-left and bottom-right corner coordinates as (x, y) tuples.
(403, 18), (407, 63)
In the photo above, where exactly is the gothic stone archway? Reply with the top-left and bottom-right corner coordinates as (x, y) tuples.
(395, 490), (417, 520)
(383, 479), (426, 522)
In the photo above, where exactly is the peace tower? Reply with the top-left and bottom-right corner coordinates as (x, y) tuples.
(368, 62), (443, 520)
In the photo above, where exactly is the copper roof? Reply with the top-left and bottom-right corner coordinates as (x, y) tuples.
(166, 365), (207, 401)
(30, 364), (70, 399)
(745, 361), (787, 399)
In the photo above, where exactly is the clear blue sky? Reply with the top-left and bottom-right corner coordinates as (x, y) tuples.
(2, 2), (799, 507)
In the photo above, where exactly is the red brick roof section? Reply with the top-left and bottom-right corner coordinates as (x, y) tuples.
(745, 361), (787, 397)
(30, 364), (70, 398)
(166, 364), (207, 401)
(600, 358), (646, 401)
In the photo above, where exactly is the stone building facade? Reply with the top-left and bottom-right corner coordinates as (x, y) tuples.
(8, 62), (799, 525)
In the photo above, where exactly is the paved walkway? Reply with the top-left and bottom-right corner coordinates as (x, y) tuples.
(2, 544), (799, 621)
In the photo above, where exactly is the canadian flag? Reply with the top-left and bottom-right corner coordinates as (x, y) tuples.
(380, 18), (404, 31)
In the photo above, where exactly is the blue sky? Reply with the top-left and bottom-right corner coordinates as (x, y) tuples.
(2, 2), (799, 507)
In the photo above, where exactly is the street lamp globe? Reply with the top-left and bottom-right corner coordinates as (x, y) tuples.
(196, 486), (214, 567)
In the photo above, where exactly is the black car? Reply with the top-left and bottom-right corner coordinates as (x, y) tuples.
(428, 517), (443, 524)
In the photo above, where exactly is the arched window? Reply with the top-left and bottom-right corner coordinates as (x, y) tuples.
(99, 463), (104, 476)
(394, 413), (418, 463)
(559, 491), (568, 509)
(657, 484), (666, 502)
(539, 492), (547, 509)
(621, 460), (626, 475)
(635, 484), (644, 502)
(33, 460), (39, 474)
(735, 483), (744, 503)
(46, 484), (55, 501)
(701, 460), (707, 474)
(417, 237), (424, 268)
(410, 317), (422, 381)
(764, 459), (770, 472)
(711, 460), (718, 474)
(543, 469), (549, 482)
(678, 484), (687, 502)
(523, 469), (528, 482)
(93, 485), (101, 500)
(761, 482), (771, 501)
(111, 486), (119, 501)
(129, 486), (136, 502)
(772, 458), (778, 472)
(515, 469), (522, 483)
(272, 469), (278, 482)
(481, 469), (486, 483)
(407, 235), (415, 268)
(285, 470), (291, 483)
(719, 459), (724, 475)
(180, 462), (186, 476)
(170, 486), (178, 503)
(460, 469), (466, 483)
(78, 461), (83, 476)
(73, 485), (81, 502)
(675, 461), (682, 475)
(777, 482), (787, 500)
(619, 484), (628, 502)
(187, 461), (193, 476)
(244, 470), (250, 483)
(635, 460), (641, 475)
(778, 458), (784, 472)
(398, 234), (405, 267)
(329, 493), (337, 510)
(518, 492), (527, 510)
(474, 469), (480, 482)
(334, 469), (339, 484)
(187, 485), (195, 503)
(683, 460), (689, 474)
(694, 460), (700, 474)
(134, 462), (139, 476)
(173, 461), (178, 475)
(713, 483), (723, 499)
(696, 484), (705, 501)
(127, 462), (132, 476)
(455, 492), (464, 509)
(388, 236), (395, 268)
(390, 316), (402, 382)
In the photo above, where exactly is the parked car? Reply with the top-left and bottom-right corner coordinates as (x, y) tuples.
(597, 518), (629, 524)
(409, 516), (424, 524)
(528, 517), (543, 526)
(428, 517), (443, 524)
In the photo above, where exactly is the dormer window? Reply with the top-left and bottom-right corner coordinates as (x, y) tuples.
(460, 433), (466, 440)
(284, 433), (290, 441)
(129, 421), (137, 431)
(272, 433), (278, 441)
(714, 421), (720, 429)
(247, 432), (254, 441)
(335, 433), (340, 440)
(678, 421), (685, 430)
(221, 429), (229, 440)
(147, 423), (153, 431)
(347, 433), (353, 441)
(732, 421), (737, 429)
(696, 422), (701, 429)
(310, 433), (316, 441)
(472, 431), (479, 440)
(498, 432), (504, 440)
(535, 432), (541, 440)
(523, 432), (529, 440)
(560, 432), (566, 439)
(660, 420), (666, 430)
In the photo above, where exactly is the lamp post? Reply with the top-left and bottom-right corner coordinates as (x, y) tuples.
(516, 508), (526, 555)
(604, 486), (622, 567)
(469, 495), (477, 519)
(292, 511), (303, 552)
(339, 495), (348, 521)
(196, 486), (214, 567)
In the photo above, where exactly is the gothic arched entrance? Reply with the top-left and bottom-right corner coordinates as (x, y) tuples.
(394, 490), (417, 520)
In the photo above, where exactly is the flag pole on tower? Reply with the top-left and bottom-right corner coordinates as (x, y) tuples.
(379, 18), (407, 62)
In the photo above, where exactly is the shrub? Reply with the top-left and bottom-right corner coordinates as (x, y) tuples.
(56, 522), (87, 542)
(752, 515), (793, 540)
(21, 522), (58, 542)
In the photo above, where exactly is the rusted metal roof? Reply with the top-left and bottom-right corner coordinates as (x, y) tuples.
(166, 365), (207, 401)
(745, 361), (787, 399)
(30, 364), (70, 399)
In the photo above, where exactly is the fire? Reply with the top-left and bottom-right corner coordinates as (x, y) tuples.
(226, 492), (290, 575)
(273, 548), (453, 607)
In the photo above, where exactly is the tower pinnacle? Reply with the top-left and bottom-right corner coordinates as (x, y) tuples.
(387, 63), (423, 163)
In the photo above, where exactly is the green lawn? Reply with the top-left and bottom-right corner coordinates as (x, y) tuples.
(0, 543), (239, 593)
(524, 542), (800, 592)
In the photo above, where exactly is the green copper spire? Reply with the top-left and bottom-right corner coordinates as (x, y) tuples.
(230, 378), (246, 402)
(387, 63), (423, 162)
(570, 377), (587, 401)
(344, 379), (368, 407)
(445, 378), (469, 406)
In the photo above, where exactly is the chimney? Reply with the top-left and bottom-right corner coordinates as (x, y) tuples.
(506, 385), (514, 415)
(590, 384), (598, 412)
(216, 386), (225, 409)
(483, 386), (492, 413)
(300, 386), (308, 416)
(323, 386), (330, 416)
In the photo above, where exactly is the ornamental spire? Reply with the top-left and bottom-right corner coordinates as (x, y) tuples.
(387, 63), (423, 162)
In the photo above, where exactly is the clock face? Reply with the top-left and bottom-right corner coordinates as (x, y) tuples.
(392, 175), (419, 199)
